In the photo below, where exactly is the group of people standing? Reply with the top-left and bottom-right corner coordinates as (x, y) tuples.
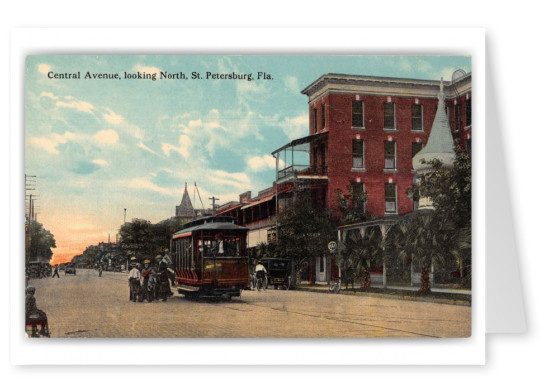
(128, 255), (174, 303)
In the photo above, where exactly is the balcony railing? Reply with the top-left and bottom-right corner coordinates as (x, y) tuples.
(277, 165), (327, 180)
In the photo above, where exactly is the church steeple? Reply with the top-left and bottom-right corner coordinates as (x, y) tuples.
(175, 182), (196, 220)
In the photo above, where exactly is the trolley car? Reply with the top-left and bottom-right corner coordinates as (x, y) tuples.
(171, 216), (249, 300)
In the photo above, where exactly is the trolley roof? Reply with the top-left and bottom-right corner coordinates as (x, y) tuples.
(172, 216), (249, 237)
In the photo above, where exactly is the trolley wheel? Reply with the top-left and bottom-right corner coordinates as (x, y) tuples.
(284, 278), (291, 290)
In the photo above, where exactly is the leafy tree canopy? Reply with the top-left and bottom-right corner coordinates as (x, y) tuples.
(27, 220), (56, 261)
(414, 145), (472, 230)
(335, 181), (374, 225)
(275, 192), (337, 267)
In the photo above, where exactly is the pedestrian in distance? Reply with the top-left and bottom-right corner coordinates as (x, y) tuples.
(255, 261), (268, 291)
(162, 250), (176, 290)
(128, 259), (141, 302)
(139, 259), (153, 302)
(52, 264), (60, 278)
(157, 259), (171, 301)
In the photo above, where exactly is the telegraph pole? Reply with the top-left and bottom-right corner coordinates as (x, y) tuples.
(25, 175), (37, 265)
(209, 196), (219, 216)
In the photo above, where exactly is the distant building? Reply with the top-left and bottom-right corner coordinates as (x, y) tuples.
(175, 183), (196, 221)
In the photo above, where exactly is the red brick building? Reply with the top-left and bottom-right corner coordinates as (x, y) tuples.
(216, 72), (472, 284)
(298, 72), (471, 220)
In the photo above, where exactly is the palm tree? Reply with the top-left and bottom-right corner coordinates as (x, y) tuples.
(389, 213), (470, 294)
(337, 228), (383, 291)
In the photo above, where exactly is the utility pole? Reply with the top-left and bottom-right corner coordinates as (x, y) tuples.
(25, 174), (37, 265)
(209, 196), (219, 216)
(124, 208), (127, 224)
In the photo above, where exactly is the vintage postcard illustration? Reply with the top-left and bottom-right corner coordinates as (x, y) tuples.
(24, 55), (472, 338)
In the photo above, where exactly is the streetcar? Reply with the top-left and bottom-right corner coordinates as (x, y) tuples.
(171, 216), (249, 300)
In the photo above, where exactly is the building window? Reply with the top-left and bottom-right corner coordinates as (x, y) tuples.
(412, 104), (423, 131)
(384, 141), (396, 170)
(313, 146), (318, 171)
(412, 142), (423, 159)
(466, 137), (472, 153)
(321, 103), (326, 129)
(320, 143), (326, 174)
(466, 98), (472, 128)
(385, 183), (397, 214)
(455, 104), (461, 131)
(384, 102), (395, 130)
(352, 182), (365, 212)
(352, 100), (364, 128)
(313, 108), (318, 133)
(352, 139), (364, 169)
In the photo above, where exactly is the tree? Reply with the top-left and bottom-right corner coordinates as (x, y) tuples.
(415, 146), (472, 230)
(407, 145), (472, 288)
(27, 221), (56, 262)
(119, 219), (155, 260)
(388, 213), (471, 293)
(275, 192), (337, 284)
(118, 217), (187, 261)
(336, 181), (374, 225)
(337, 228), (383, 291)
(81, 245), (100, 268)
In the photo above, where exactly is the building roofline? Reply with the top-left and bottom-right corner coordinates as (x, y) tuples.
(301, 72), (472, 97)
(271, 132), (328, 155)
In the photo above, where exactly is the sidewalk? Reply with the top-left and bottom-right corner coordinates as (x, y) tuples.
(296, 282), (471, 306)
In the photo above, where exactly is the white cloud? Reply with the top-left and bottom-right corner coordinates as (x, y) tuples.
(137, 140), (159, 155)
(41, 91), (58, 100)
(188, 119), (202, 128)
(161, 134), (191, 158)
(127, 177), (174, 196)
(92, 159), (108, 166)
(103, 108), (124, 124)
(93, 129), (119, 145)
(28, 131), (76, 154)
(56, 98), (95, 114)
(279, 114), (309, 140)
(38, 63), (51, 75)
(247, 154), (276, 172)
(134, 64), (161, 74)
(417, 59), (432, 73)
(438, 67), (458, 81)
(207, 170), (251, 191)
(284, 76), (299, 92)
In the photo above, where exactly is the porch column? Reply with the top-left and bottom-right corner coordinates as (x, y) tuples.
(380, 224), (388, 288)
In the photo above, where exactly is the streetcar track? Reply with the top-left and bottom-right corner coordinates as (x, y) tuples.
(266, 305), (466, 324)
(241, 301), (441, 338)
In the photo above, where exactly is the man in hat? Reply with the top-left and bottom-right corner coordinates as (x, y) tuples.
(139, 259), (153, 302)
(25, 286), (49, 337)
(162, 250), (176, 289)
(156, 255), (171, 301)
(127, 258), (141, 302)
(255, 261), (268, 291)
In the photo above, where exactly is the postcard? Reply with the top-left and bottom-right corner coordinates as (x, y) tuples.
(23, 54), (473, 340)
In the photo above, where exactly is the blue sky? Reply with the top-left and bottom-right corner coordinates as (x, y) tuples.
(24, 55), (471, 262)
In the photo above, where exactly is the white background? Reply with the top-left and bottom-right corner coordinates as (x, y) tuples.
(1, 1), (547, 389)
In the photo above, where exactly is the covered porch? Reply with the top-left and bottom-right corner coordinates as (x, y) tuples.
(271, 133), (329, 184)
